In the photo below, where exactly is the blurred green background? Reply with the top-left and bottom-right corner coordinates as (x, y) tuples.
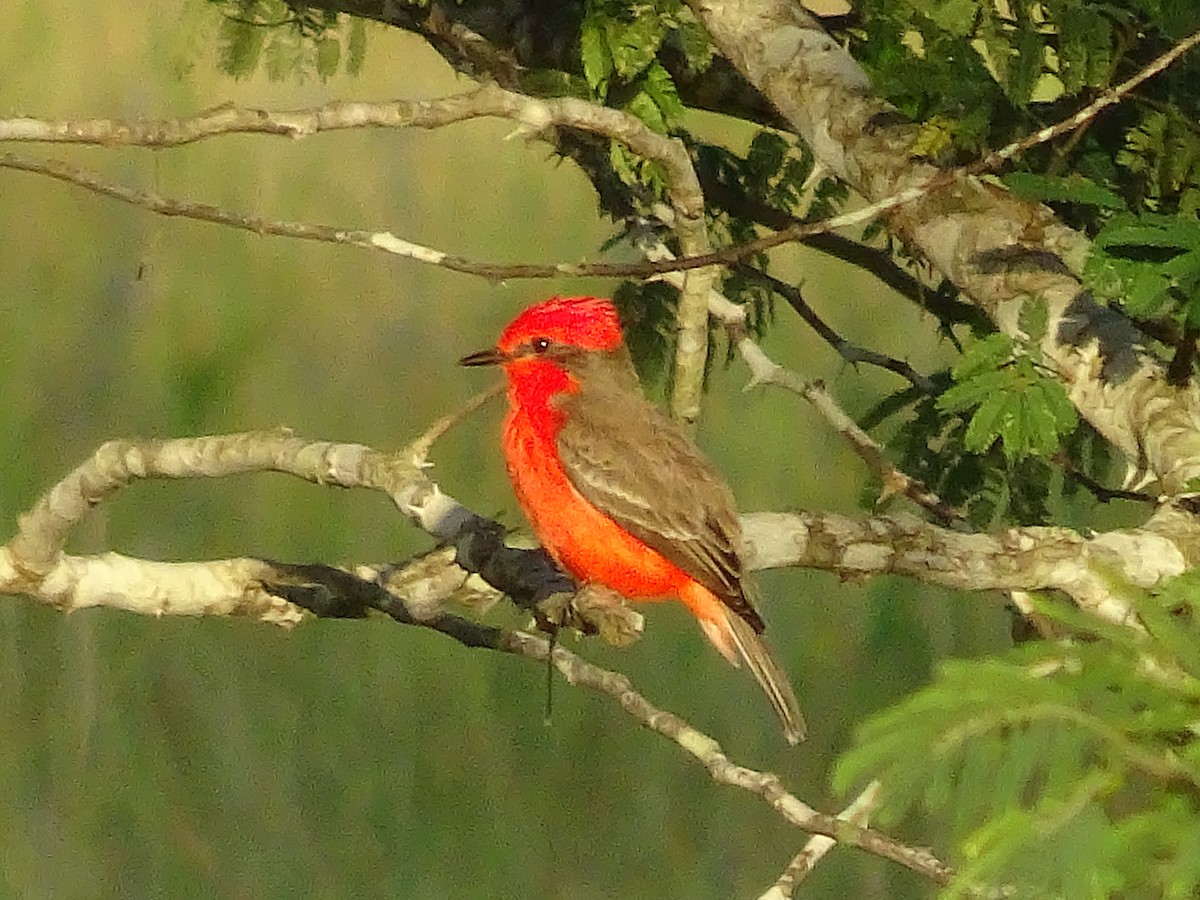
(0, 3), (1009, 897)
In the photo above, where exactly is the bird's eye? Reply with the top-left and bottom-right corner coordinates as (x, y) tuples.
(531, 336), (551, 354)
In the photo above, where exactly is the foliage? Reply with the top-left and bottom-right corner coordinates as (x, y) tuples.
(835, 576), (1200, 897)
(936, 321), (1079, 464)
(1089, 212), (1200, 326)
(211, 0), (366, 81)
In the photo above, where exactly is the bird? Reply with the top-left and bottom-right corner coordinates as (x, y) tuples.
(460, 295), (806, 744)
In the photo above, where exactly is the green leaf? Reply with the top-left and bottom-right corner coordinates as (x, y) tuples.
(905, 0), (978, 37)
(910, 115), (955, 159)
(315, 37), (340, 80)
(1019, 295), (1049, 345)
(1007, 25), (1046, 107)
(625, 89), (665, 133)
(609, 141), (667, 194)
(1038, 379), (1080, 436)
(608, 13), (667, 79)
(941, 337), (1074, 461)
(1003, 172), (1126, 210)
(1057, 5), (1114, 95)
(997, 394), (1029, 462)
(938, 367), (1017, 415)
(1123, 266), (1172, 318)
(580, 14), (613, 94)
(1095, 213), (1200, 252)
(638, 61), (683, 127)
(950, 332), (1013, 381)
(1144, 572), (1200, 679)
(264, 30), (301, 81)
(962, 390), (1009, 453)
(1024, 380), (1077, 456)
(674, 12), (713, 73)
(217, 17), (264, 79)
(346, 17), (367, 75)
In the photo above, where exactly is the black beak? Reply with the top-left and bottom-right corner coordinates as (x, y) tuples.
(458, 347), (507, 367)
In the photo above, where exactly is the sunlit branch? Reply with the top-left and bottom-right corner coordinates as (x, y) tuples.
(0, 148), (892, 277)
(759, 780), (883, 899)
(0, 425), (961, 887)
(7, 24), (1198, 290)
(0, 82), (716, 427)
(507, 630), (955, 885)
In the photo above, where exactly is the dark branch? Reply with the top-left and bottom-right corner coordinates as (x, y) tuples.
(738, 265), (937, 392)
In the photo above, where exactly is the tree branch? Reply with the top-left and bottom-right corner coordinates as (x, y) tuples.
(0, 148), (976, 280)
(514, 630), (955, 885)
(0, 82), (717, 427)
(759, 780), (883, 899)
(0, 423), (964, 888)
(737, 264), (936, 392)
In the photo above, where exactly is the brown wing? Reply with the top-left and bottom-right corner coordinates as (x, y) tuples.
(555, 350), (765, 632)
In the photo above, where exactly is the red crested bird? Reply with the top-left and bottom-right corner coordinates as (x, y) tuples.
(460, 295), (805, 744)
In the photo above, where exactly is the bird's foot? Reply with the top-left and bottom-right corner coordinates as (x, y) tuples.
(534, 586), (644, 648)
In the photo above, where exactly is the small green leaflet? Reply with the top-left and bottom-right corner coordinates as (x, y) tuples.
(1003, 172), (1126, 210)
(938, 334), (1078, 461)
(580, 14), (614, 94)
(1087, 212), (1200, 319)
(904, 0), (977, 37)
(579, 6), (669, 96)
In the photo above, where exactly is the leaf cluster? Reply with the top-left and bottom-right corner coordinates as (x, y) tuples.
(937, 304), (1078, 464)
(870, 295), (1108, 529)
(836, 578), (1200, 897)
(211, 0), (367, 81)
(850, 1), (1199, 150)
(1089, 213), (1200, 327)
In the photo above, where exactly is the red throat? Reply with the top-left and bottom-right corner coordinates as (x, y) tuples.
(501, 357), (574, 446)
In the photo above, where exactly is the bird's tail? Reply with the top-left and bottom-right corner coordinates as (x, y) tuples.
(697, 608), (807, 745)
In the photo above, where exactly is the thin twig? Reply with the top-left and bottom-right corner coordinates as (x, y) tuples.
(4, 29), (1196, 282)
(404, 382), (504, 465)
(978, 27), (1200, 171)
(707, 297), (965, 527)
(759, 780), (883, 899)
(506, 631), (956, 885)
(737, 265), (936, 393)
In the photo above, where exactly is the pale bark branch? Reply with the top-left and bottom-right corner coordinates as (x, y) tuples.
(742, 504), (1200, 628)
(0, 426), (961, 888)
(518, 631), (954, 885)
(0, 146), (966, 279)
(0, 84), (715, 430)
(7, 424), (1192, 662)
(759, 780), (883, 899)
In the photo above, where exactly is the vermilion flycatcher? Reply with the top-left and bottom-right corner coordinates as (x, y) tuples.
(460, 295), (806, 744)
